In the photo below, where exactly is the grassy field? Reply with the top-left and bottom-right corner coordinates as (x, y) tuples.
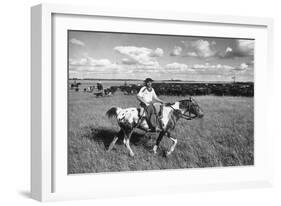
(68, 90), (254, 174)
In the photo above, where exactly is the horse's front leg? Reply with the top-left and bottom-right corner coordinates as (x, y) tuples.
(153, 131), (166, 154)
(124, 129), (135, 157)
(166, 132), (177, 156)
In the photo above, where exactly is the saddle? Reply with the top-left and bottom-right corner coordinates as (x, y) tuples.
(137, 103), (164, 128)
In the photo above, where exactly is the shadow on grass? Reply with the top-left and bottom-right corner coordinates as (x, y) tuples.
(82, 126), (154, 150)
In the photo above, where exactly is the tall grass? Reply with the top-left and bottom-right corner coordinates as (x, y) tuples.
(68, 91), (253, 174)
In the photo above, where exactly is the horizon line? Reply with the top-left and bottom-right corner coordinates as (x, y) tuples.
(68, 78), (254, 83)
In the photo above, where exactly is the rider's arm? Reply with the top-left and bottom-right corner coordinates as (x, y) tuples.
(152, 89), (165, 104)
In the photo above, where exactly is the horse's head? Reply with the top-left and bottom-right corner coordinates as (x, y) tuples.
(178, 97), (204, 119)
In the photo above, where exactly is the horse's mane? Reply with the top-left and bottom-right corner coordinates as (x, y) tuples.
(165, 102), (175, 107)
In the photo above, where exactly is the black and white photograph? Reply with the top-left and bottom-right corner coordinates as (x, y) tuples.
(67, 30), (254, 174)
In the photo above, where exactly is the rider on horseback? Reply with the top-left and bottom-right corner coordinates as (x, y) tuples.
(137, 78), (165, 132)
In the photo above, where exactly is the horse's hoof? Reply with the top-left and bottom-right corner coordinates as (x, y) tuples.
(163, 150), (173, 157)
(129, 152), (135, 157)
(107, 147), (113, 152)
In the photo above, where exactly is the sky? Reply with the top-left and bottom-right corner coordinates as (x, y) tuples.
(68, 30), (254, 82)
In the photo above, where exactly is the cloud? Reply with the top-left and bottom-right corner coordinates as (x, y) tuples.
(239, 63), (249, 70)
(69, 57), (113, 67)
(90, 59), (112, 67)
(165, 62), (194, 72)
(186, 52), (198, 57)
(191, 62), (251, 77)
(70, 38), (85, 47)
(184, 39), (217, 58)
(191, 63), (235, 76)
(114, 46), (163, 69)
(170, 46), (183, 56)
(221, 40), (254, 58)
(69, 58), (88, 66)
(233, 63), (249, 72)
(69, 55), (121, 74)
(192, 63), (233, 70)
(237, 40), (254, 55)
(151, 48), (164, 57)
(247, 60), (254, 66)
(121, 58), (137, 65)
(211, 41), (216, 45)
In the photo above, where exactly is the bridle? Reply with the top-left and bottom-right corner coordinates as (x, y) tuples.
(168, 97), (202, 120)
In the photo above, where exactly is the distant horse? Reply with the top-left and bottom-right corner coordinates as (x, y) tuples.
(106, 97), (204, 157)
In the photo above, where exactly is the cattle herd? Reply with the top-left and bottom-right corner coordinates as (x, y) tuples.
(153, 82), (254, 97)
(119, 82), (254, 97)
(70, 82), (254, 97)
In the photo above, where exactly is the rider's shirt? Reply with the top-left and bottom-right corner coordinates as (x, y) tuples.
(137, 86), (157, 105)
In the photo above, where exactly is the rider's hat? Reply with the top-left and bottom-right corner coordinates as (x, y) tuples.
(144, 78), (154, 83)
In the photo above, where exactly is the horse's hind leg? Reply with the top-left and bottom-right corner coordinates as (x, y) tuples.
(107, 136), (118, 152)
(167, 132), (177, 156)
(124, 130), (135, 157)
(107, 129), (123, 152)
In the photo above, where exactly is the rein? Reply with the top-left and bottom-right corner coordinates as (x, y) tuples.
(167, 99), (199, 121)
(168, 105), (195, 120)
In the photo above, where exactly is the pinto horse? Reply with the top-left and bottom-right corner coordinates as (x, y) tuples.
(106, 97), (204, 157)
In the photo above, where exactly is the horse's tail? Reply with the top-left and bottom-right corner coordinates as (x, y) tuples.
(106, 107), (119, 118)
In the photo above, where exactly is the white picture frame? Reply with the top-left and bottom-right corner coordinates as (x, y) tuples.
(31, 3), (274, 202)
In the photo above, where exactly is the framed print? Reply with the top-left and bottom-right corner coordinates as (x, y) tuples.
(31, 3), (274, 201)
